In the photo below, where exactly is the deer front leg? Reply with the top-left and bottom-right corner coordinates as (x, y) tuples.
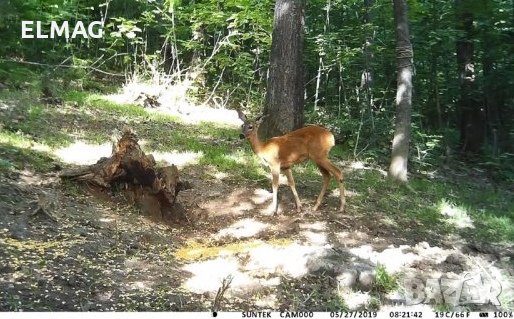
(271, 167), (280, 215)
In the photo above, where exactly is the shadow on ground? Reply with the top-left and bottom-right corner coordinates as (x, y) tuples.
(1, 91), (513, 311)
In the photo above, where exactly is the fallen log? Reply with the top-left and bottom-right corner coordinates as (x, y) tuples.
(60, 127), (190, 223)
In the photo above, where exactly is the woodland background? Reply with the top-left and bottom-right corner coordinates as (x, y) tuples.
(0, 0), (513, 312)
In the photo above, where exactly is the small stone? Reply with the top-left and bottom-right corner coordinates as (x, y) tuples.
(358, 271), (374, 291)
(337, 269), (358, 288)
(417, 242), (430, 249)
(445, 253), (466, 266)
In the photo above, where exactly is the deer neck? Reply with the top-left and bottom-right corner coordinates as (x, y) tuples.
(247, 131), (265, 155)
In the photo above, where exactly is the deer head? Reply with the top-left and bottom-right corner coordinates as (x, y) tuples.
(237, 109), (267, 140)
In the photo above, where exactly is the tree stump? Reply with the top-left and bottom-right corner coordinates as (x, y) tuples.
(60, 127), (189, 223)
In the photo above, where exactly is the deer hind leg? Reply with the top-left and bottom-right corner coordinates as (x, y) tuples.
(283, 168), (302, 212)
(316, 159), (345, 212)
(270, 167), (280, 215)
(313, 165), (331, 211)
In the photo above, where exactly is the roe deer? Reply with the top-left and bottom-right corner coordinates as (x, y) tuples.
(238, 111), (345, 215)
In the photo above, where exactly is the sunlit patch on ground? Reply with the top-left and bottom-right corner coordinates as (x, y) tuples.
(243, 242), (330, 278)
(330, 188), (344, 198)
(181, 240), (335, 296)
(199, 189), (255, 216)
(215, 218), (269, 239)
(347, 161), (387, 176)
(349, 244), (420, 273)
(222, 153), (251, 165)
(251, 189), (273, 205)
(104, 81), (243, 126)
(175, 239), (265, 261)
(342, 291), (371, 310)
(98, 217), (114, 223)
(212, 171), (229, 180)
(0, 130), (52, 155)
(129, 281), (152, 291)
(300, 230), (328, 245)
(334, 230), (370, 246)
(151, 150), (203, 168)
(153, 104), (242, 126)
(183, 258), (250, 294)
(299, 221), (328, 245)
(438, 199), (475, 229)
(55, 141), (111, 165)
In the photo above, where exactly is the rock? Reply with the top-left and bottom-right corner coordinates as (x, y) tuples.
(358, 271), (375, 291)
(416, 241), (430, 250)
(0, 265), (14, 274)
(306, 258), (337, 273)
(445, 253), (467, 268)
(385, 290), (405, 304)
(9, 224), (29, 240)
(337, 269), (358, 288)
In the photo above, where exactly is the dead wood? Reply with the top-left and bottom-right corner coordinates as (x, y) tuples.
(60, 127), (188, 223)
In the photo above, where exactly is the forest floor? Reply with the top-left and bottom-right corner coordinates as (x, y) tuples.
(0, 79), (513, 312)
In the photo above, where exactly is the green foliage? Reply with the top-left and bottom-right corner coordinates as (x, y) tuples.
(0, 0), (512, 187)
(0, 158), (15, 173)
(0, 63), (39, 88)
(374, 264), (398, 294)
(277, 275), (348, 311)
(0, 131), (56, 172)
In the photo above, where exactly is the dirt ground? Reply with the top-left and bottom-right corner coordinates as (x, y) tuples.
(0, 89), (513, 311)
(1, 161), (513, 311)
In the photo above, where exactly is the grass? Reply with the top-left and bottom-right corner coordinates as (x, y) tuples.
(59, 90), (268, 180)
(1, 82), (512, 244)
(0, 131), (56, 172)
(1, 73), (514, 311)
(277, 275), (349, 311)
(373, 264), (398, 294)
(344, 166), (514, 244)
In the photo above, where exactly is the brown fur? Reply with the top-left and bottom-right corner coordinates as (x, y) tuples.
(239, 113), (345, 214)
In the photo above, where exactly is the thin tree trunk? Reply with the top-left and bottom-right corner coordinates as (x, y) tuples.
(338, 62), (349, 116)
(362, 0), (375, 130)
(456, 0), (484, 153)
(170, 10), (181, 77)
(388, 0), (414, 182)
(261, 0), (305, 138)
(314, 0), (331, 113)
(314, 57), (323, 112)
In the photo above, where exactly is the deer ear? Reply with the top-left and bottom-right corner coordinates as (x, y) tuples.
(255, 114), (268, 126)
(236, 109), (247, 123)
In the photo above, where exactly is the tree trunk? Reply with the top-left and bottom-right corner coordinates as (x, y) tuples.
(482, 49), (500, 155)
(456, 0), (485, 153)
(388, 0), (413, 182)
(261, 0), (305, 139)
